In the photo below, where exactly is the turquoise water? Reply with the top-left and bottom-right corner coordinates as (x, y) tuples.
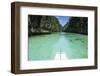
(28, 32), (88, 60)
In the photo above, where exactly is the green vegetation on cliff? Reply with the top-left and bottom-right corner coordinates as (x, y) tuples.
(63, 17), (88, 35)
(28, 15), (62, 36)
(28, 15), (88, 36)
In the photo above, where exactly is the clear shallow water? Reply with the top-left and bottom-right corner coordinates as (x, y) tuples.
(28, 32), (88, 60)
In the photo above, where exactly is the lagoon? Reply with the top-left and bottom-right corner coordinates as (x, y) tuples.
(28, 32), (88, 60)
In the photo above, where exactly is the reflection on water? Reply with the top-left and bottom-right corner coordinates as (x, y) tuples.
(28, 32), (88, 60)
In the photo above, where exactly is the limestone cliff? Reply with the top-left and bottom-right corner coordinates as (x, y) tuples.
(28, 15), (62, 36)
(63, 17), (88, 35)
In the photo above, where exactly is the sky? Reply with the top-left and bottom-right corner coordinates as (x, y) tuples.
(56, 16), (70, 26)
